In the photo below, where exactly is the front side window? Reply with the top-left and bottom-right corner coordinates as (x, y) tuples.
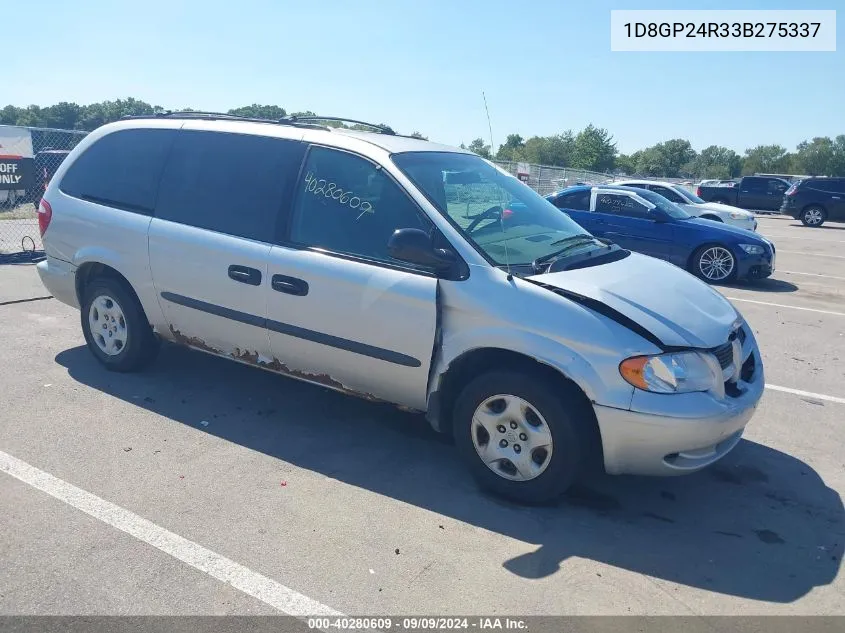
(595, 193), (650, 218)
(650, 185), (686, 204)
(554, 189), (591, 211)
(156, 130), (305, 241)
(393, 151), (598, 266)
(60, 128), (176, 214)
(289, 146), (431, 263)
(767, 179), (789, 195)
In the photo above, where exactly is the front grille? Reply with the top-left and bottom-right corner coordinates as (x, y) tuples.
(713, 342), (733, 370)
(712, 327), (746, 371)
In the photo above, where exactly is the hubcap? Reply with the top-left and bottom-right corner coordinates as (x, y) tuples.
(804, 209), (823, 225)
(699, 246), (735, 281)
(471, 394), (554, 482)
(88, 294), (128, 356)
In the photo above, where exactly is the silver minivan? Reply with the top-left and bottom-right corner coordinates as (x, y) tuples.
(36, 113), (764, 503)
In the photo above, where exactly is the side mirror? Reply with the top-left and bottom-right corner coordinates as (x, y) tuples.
(388, 228), (457, 271)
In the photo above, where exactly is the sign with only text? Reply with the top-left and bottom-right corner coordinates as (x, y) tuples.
(0, 158), (33, 190)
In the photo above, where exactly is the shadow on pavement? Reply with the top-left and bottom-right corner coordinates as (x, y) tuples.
(721, 278), (798, 293)
(785, 223), (845, 231)
(56, 343), (843, 604)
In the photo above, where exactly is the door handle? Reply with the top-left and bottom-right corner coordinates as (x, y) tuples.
(228, 265), (262, 286)
(272, 274), (309, 296)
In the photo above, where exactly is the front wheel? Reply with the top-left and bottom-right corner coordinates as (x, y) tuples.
(800, 206), (826, 227)
(691, 244), (737, 284)
(452, 370), (590, 504)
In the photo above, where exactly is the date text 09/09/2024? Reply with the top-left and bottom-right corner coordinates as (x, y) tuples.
(307, 617), (528, 630)
(623, 22), (821, 38)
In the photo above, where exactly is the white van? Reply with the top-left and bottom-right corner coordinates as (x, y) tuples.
(36, 113), (764, 503)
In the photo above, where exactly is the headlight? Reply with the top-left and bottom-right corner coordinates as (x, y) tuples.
(620, 352), (718, 394)
(730, 211), (749, 220)
(739, 243), (764, 254)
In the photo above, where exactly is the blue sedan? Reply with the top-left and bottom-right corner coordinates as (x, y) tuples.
(545, 185), (775, 283)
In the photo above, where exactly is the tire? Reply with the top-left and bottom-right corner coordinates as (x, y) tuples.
(452, 370), (590, 504)
(81, 276), (159, 372)
(691, 244), (737, 284)
(800, 205), (826, 227)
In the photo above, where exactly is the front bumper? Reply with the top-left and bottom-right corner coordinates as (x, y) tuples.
(594, 332), (764, 476)
(726, 216), (758, 232)
(736, 247), (775, 280)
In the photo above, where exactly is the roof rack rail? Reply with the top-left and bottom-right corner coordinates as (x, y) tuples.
(285, 116), (395, 135)
(120, 111), (329, 130)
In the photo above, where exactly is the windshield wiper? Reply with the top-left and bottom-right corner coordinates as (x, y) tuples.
(532, 235), (601, 269)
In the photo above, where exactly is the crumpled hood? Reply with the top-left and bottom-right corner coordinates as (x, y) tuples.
(529, 252), (740, 348)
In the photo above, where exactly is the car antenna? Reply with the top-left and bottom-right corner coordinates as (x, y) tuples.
(483, 91), (512, 281)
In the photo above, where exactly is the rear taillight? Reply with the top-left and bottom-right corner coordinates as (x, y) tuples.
(696, 187), (701, 197)
(38, 199), (53, 236)
(785, 185), (798, 196)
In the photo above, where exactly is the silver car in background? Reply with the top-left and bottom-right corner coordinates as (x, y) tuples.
(615, 179), (758, 231)
(36, 114), (764, 503)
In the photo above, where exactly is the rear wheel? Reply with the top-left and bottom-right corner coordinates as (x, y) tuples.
(81, 277), (159, 372)
(452, 370), (590, 504)
(691, 244), (737, 284)
(800, 205), (826, 227)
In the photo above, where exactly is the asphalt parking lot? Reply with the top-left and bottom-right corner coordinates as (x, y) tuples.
(1, 214), (843, 617)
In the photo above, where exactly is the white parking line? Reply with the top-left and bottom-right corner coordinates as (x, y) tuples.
(777, 250), (845, 259)
(766, 384), (845, 405)
(762, 234), (845, 244)
(0, 449), (343, 620)
(723, 296), (845, 317)
(779, 270), (845, 281)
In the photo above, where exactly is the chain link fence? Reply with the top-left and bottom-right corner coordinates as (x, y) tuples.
(491, 160), (618, 196)
(0, 125), (87, 260)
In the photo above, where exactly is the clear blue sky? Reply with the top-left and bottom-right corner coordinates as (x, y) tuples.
(7, 0), (843, 154)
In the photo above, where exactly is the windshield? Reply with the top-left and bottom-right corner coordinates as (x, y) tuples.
(392, 151), (600, 266)
(635, 188), (691, 219)
(672, 185), (705, 204)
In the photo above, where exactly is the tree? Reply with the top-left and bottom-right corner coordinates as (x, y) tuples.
(742, 144), (791, 175)
(615, 153), (636, 174)
(495, 134), (525, 161)
(792, 136), (838, 176)
(228, 104), (287, 120)
(467, 138), (492, 159)
(571, 125), (616, 171)
(685, 145), (742, 179)
(518, 132), (574, 167)
(409, 131), (428, 140)
(628, 139), (696, 177)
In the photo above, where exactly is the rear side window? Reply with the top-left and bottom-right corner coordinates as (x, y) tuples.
(809, 179), (845, 194)
(60, 128), (175, 214)
(156, 131), (305, 242)
(743, 177), (765, 192)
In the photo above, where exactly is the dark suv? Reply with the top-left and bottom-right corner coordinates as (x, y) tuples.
(782, 177), (845, 227)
